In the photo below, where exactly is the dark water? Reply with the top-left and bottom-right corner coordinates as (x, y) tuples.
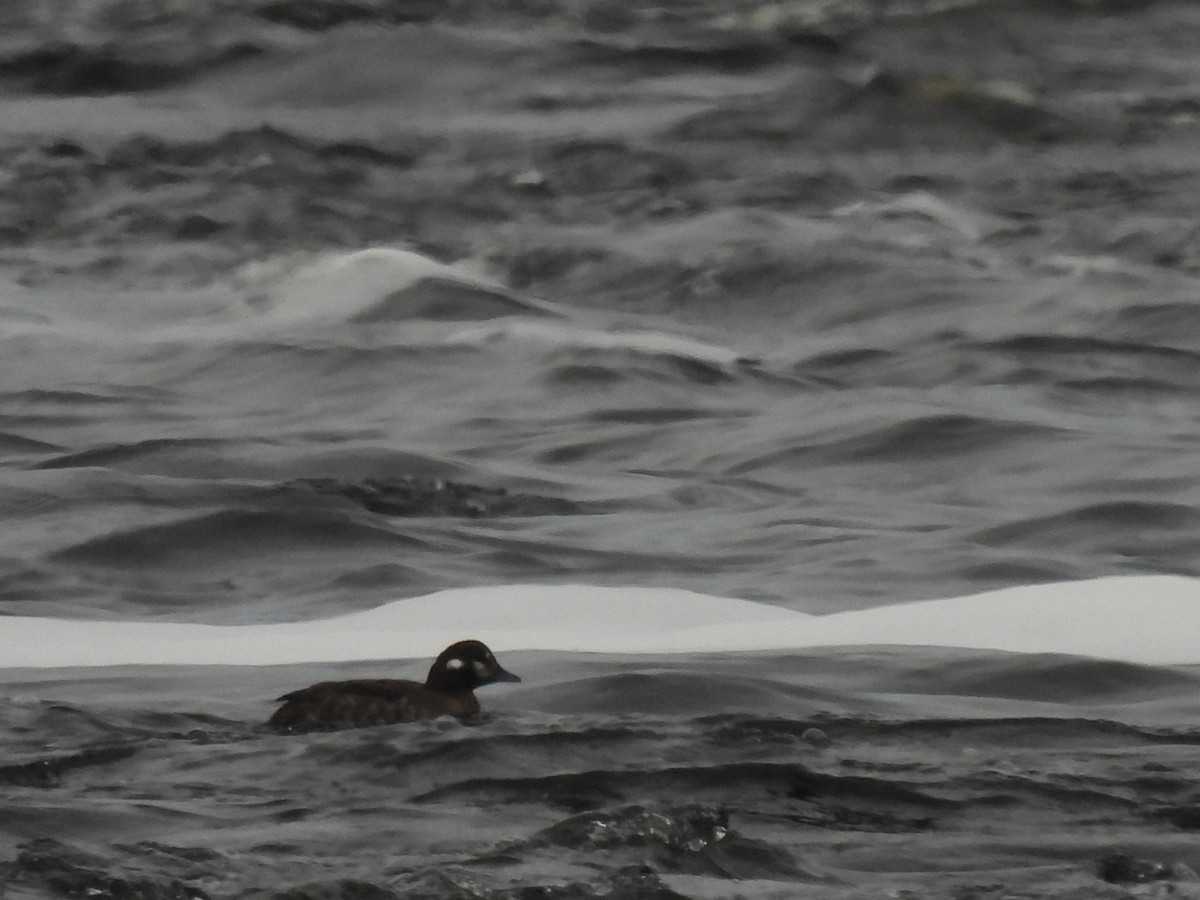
(6, 651), (1200, 899)
(3, 0), (1200, 897)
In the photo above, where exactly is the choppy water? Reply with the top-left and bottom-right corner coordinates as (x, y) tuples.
(3, 0), (1200, 897)
(6, 652), (1200, 899)
(6, 241), (1200, 623)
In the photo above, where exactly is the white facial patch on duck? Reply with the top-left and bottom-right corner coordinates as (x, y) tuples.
(472, 660), (489, 677)
(446, 657), (466, 671)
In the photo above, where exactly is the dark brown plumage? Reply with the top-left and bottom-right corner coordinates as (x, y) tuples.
(267, 639), (521, 732)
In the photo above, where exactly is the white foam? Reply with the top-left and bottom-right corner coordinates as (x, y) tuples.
(235, 247), (507, 326)
(2, 575), (1198, 668)
(232, 248), (747, 365)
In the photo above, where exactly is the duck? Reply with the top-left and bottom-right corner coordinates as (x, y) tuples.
(267, 639), (521, 732)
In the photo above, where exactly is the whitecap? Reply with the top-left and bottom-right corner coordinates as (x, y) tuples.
(225, 247), (749, 367)
(232, 247), (561, 326)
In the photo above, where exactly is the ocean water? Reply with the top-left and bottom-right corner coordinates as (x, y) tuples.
(3, 1), (1200, 898)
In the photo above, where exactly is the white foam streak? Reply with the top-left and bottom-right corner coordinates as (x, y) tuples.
(2, 576), (1198, 669)
(441, 319), (744, 365)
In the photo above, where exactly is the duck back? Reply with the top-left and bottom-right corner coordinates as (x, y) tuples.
(267, 678), (480, 732)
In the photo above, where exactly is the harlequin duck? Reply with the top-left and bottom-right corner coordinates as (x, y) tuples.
(267, 639), (521, 732)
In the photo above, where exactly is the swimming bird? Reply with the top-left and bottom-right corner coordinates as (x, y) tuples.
(267, 639), (521, 732)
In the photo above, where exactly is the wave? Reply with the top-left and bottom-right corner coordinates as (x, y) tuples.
(974, 501), (1200, 560)
(881, 655), (1200, 704)
(6, 576), (1200, 667)
(516, 670), (851, 718)
(724, 408), (1057, 475)
(441, 319), (749, 368)
(4, 661), (1193, 898)
(787, 331), (1200, 395)
(50, 508), (420, 569)
(33, 437), (236, 473)
(0, 432), (61, 455)
(411, 759), (949, 821)
(239, 248), (750, 368)
(0, 30), (262, 95)
(0, 744), (137, 789)
(968, 334), (1200, 394)
(50, 247), (748, 378)
(233, 248), (565, 327)
(813, 412), (1053, 463)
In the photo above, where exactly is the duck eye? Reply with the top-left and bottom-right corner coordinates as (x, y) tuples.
(446, 658), (465, 670)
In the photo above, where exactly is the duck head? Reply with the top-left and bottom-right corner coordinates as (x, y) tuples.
(426, 639), (521, 693)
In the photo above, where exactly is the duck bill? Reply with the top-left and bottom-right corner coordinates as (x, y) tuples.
(491, 666), (521, 684)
